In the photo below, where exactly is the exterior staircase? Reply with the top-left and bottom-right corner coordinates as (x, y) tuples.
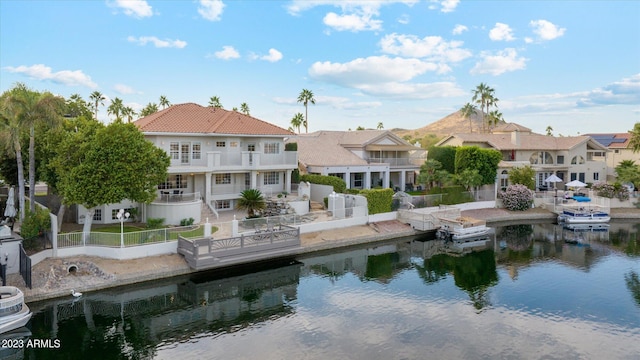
(200, 202), (218, 223)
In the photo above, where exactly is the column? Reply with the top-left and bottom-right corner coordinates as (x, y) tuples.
(365, 171), (371, 189)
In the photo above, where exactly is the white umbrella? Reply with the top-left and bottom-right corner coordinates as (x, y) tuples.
(545, 174), (562, 183)
(565, 180), (587, 188)
(3, 186), (16, 218)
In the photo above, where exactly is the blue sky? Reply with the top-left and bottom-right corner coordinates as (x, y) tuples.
(1, 0), (639, 136)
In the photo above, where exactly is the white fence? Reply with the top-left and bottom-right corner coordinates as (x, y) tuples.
(56, 226), (200, 248)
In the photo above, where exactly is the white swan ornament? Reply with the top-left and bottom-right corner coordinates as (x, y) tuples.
(71, 289), (83, 297)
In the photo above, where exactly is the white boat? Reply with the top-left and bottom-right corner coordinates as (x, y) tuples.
(0, 286), (32, 334)
(436, 217), (490, 240)
(557, 208), (610, 224)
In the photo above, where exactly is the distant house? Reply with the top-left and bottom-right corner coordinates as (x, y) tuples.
(77, 103), (297, 225)
(291, 130), (425, 191)
(436, 123), (608, 190)
(584, 133), (638, 181)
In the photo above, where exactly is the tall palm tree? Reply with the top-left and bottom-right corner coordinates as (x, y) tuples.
(377, 122), (384, 130)
(546, 126), (553, 136)
(208, 96), (222, 108)
(89, 91), (105, 120)
(460, 103), (477, 133)
(240, 102), (250, 115)
(290, 113), (304, 134)
(2, 83), (64, 215)
(107, 97), (125, 122)
(236, 189), (265, 218)
(159, 95), (170, 109)
(297, 89), (315, 133)
(471, 83), (497, 133)
(487, 110), (504, 132)
(629, 122), (640, 153)
(122, 106), (137, 123)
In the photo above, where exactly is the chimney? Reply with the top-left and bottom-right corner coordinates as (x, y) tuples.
(511, 129), (520, 146)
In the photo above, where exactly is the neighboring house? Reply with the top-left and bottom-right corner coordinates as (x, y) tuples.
(78, 103), (297, 225)
(435, 123), (608, 190)
(584, 133), (638, 182)
(291, 130), (425, 191)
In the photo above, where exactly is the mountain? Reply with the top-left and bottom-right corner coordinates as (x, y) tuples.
(392, 110), (487, 139)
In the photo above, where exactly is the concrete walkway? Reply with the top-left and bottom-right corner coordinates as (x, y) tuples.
(12, 207), (640, 303)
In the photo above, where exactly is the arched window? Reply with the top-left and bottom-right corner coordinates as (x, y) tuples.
(529, 152), (554, 165)
(571, 155), (585, 165)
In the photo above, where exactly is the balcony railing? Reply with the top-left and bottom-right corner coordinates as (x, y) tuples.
(154, 191), (201, 203)
(204, 151), (298, 170)
(365, 157), (425, 166)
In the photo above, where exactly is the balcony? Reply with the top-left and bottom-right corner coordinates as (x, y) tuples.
(365, 157), (425, 167)
(206, 151), (298, 171)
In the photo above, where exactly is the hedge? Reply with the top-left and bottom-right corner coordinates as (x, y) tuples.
(300, 174), (347, 193)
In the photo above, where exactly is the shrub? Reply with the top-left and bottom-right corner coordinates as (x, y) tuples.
(20, 206), (51, 241)
(592, 181), (630, 201)
(146, 218), (165, 229)
(300, 174), (347, 193)
(499, 184), (534, 211)
(180, 217), (195, 226)
(358, 188), (394, 214)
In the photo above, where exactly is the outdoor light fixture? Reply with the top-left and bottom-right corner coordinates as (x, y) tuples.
(117, 208), (130, 248)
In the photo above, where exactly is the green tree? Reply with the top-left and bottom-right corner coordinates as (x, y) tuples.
(121, 106), (137, 123)
(377, 122), (384, 130)
(208, 96), (222, 108)
(290, 112), (304, 134)
(107, 97), (125, 121)
(487, 110), (504, 131)
(428, 145), (456, 173)
(455, 168), (483, 194)
(508, 165), (536, 190)
(629, 122), (640, 153)
(159, 95), (170, 109)
(545, 126), (553, 136)
(297, 89), (315, 133)
(454, 146), (502, 185)
(417, 159), (450, 190)
(60, 121), (170, 235)
(240, 102), (250, 115)
(66, 94), (93, 119)
(237, 189), (266, 218)
(139, 102), (159, 117)
(460, 102), (478, 133)
(471, 83), (498, 133)
(615, 160), (640, 189)
(89, 90), (105, 120)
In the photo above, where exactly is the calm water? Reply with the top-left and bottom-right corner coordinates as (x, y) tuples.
(11, 222), (640, 359)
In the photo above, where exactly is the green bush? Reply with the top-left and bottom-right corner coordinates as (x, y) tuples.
(358, 188), (394, 214)
(20, 206), (51, 241)
(300, 174), (347, 193)
(180, 217), (195, 226)
(146, 218), (165, 229)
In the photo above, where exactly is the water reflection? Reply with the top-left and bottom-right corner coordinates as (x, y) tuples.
(22, 222), (640, 359)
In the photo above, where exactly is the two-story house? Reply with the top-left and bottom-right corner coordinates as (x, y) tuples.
(584, 133), (638, 182)
(435, 123), (608, 190)
(291, 130), (425, 191)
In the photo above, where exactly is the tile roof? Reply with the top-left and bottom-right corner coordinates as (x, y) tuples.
(441, 132), (599, 151)
(584, 133), (631, 149)
(134, 103), (293, 136)
(492, 122), (532, 133)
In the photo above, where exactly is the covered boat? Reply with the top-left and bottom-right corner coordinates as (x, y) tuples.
(557, 208), (610, 224)
(436, 216), (490, 240)
(0, 286), (32, 334)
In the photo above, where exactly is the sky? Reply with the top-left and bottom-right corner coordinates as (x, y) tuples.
(1, 0), (639, 136)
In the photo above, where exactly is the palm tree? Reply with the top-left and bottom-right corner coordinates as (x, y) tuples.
(629, 122), (640, 153)
(159, 95), (170, 109)
(471, 83), (498, 133)
(487, 110), (504, 132)
(89, 91), (105, 120)
(236, 189), (266, 218)
(1, 83), (64, 215)
(546, 126), (553, 136)
(122, 106), (137, 123)
(240, 102), (250, 115)
(297, 89), (315, 133)
(377, 122), (384, 129)
(107, 97), (125, 121)
(460, 103), (477, 133)
(290, 113), (304, 134)
(208, 96), (222, 108)
(232, 106), (238, 112)
(139, 102), (159, 117)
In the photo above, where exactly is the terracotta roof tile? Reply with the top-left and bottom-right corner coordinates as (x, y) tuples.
(134, 103), (292, 136)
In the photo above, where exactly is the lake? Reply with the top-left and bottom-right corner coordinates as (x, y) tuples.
(11, 221), (640, 359)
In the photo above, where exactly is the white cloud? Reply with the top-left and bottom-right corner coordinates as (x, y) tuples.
(260, 48), (283, 62)
(4, 64), (97, 88)
(397, 14), (410, 25)
(114, 84), (137, 94)
(439, 0), (460, 13)
(323, 11), (382, 32)
(529, 19), (566, 41)
(309, 56), (438, 87)
(379, 33), (472, 63)
(452, 24), (467, 35)
(108, 0), (152, 18)
(127, 36), (187, 48)
(577, 73), (640, 107)
(489, 23), (515, 41)
(470, 48), (527, 75)
(213, 45), (240, 60)
(198, 0), (225, 21)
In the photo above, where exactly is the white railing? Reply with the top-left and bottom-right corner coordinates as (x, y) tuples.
(57, 226), (200, 248)
(154, 191), (201, 203)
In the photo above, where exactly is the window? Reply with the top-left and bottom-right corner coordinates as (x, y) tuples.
(170, 142), (179, 160)
(93, 209), (102, 221)
(353, 173), (363, 188)
(570, 173), (577, 181)
(557, 155), (564, 164)
(192, 142), (201, 160)
(216, 141), (226, 147)
(216, 200), (231, 209)
(230, 141), (238, 147)
(247, 144), (256, 151)
(571, 155), (585, 165)
(529, 152), (553, 164)
(158, 175), (187, 189)
(215, 173), (231, 184)
(500, 170), (509, 189)
(264, 143), (280, 154)
(614, 149), (619, 154)
(593, 172), (599, 181)
(263, 171), (279, 185)
(181, 144), (190, 164)
(579, 173), (585, 182)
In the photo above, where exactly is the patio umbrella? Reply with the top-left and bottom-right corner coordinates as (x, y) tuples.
(565, 180), (587, 188)
(3, 186), (16, 218)
(545, 174), (563, 189)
